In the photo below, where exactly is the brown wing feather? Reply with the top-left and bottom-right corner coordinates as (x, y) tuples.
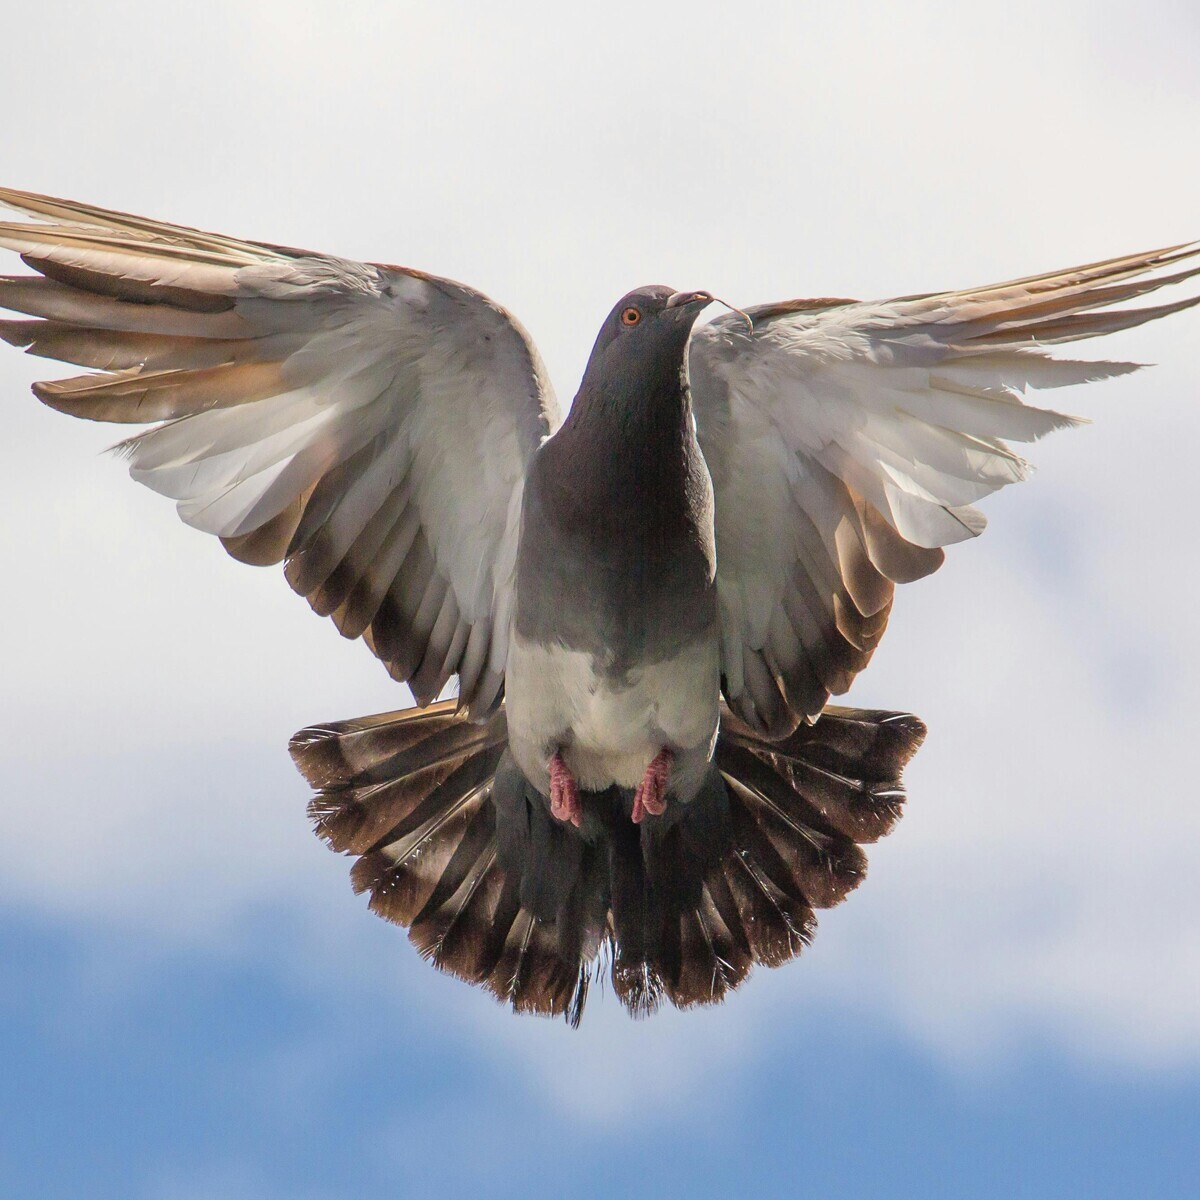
(0, 187), (557, 715)
(693, 240), (1199, 737)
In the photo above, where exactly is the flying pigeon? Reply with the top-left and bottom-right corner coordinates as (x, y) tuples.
(2, 188), (1196, 1024)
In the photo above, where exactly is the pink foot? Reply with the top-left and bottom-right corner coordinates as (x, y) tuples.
(631, 748), (674, 824)
(548, 751), (582, 827)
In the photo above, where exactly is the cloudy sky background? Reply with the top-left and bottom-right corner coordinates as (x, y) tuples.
(2, 2), (1198, 1196)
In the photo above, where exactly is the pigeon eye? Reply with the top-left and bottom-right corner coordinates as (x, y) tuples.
(621, 306), (641, 327)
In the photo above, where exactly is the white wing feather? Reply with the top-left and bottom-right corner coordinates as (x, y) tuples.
(690, 245), (1200, 733)
(0, 188), (560, 713)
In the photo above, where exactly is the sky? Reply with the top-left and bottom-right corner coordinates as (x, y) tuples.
(1, 2), (1199, 1197)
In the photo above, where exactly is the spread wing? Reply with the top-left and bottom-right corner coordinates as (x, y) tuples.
(0, 188), (559, 715)
(689, 244), (1200, 735)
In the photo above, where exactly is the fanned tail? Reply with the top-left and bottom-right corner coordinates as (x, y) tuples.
(289, 700), (925, 1023)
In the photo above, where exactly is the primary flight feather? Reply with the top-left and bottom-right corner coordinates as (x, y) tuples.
(2, 187), (1196, 1023)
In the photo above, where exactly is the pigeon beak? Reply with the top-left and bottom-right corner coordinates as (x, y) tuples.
(665, 290), (713, 310)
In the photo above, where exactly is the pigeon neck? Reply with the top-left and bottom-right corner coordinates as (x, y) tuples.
(547, 374), (699, 530)
(562, 362), (694, 457)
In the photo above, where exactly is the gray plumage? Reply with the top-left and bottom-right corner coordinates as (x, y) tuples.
(2, 186), (1197, 1021)
(516, 287), (716, 669)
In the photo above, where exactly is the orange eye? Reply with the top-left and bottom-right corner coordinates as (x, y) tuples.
(621, 306), (641, 326)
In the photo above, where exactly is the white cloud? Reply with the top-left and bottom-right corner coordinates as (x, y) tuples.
(2, 0), (1199, 1124)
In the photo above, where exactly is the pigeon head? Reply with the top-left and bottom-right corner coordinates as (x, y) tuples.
(579, 285), (712, 395)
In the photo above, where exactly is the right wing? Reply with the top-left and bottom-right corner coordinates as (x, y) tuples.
(0, 188), (561, 715)
(690, 243), (1200, 734)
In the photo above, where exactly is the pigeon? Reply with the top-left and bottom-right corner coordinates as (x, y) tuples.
(1, 188), (1197, 1024)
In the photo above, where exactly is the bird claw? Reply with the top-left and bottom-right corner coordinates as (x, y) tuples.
(631, 748), (674, 823)
(548, 751), (582, 827)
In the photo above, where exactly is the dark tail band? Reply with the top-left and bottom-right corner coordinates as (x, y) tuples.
(289, 700), (925, 1025)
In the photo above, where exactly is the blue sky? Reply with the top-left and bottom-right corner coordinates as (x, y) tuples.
(5, 908), (1198, 1199)
(2, 3), (1199, 1197)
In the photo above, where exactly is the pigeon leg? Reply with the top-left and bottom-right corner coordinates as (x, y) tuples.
(631, 747), (674, 823)
(548, 750), (582, 827)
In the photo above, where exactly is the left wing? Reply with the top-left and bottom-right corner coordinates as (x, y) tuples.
(0, 188), (561, 715)
(689, 244), (1200, 734)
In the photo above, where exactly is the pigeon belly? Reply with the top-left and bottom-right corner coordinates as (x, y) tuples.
(505, 631), (721, 801)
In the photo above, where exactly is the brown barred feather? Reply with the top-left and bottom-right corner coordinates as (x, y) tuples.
(32, 359), (288, 423)
(719, 706), (924, 843)
(22, 253), (238, 313)
(330, 501), (422, 638)
(0, 275), (250, 337)
(0, 189), (540, 717)
(289, 697), (925, 1023)
(220, 492), (309, 567)
(1, 318), (237, 371)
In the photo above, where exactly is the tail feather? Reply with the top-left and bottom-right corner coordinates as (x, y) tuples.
(411, 842), (508, 977)
(291, 702), (501, 791)
(723, 846), (817, 969)
(667, 886), (754, 1010)
(718, 705), (924, 843)
(289, 698), (926, 1024)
